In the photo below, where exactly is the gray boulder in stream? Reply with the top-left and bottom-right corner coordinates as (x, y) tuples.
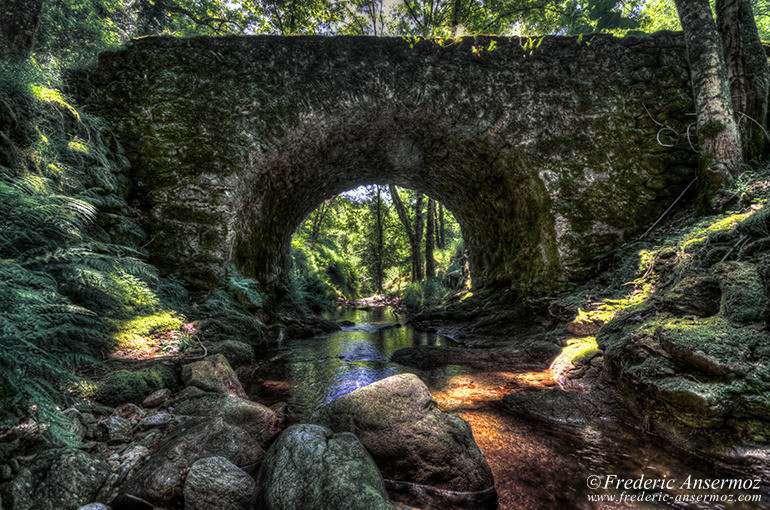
(255, 424), (393, 510)
(173, 393), (278, 445)
(309, 373), (494, 492)
(5, 448), (110, 510)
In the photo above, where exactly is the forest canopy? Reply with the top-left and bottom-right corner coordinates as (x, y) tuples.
(31, 0), (694, 67)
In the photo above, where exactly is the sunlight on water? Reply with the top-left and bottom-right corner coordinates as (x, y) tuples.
(249, 306), (465, 413)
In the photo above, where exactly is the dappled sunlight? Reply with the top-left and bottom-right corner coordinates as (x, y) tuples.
(432, 370), (558, 411)
(109, 312), (196, 360)
(549, 337), (601, 390)
(457, 408), (571, 509)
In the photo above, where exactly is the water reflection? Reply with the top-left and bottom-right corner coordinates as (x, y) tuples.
(250, 306), (466, 414)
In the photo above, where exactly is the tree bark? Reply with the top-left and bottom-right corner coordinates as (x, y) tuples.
(674, 0), (743, 211)
(389, 185), (420, 281)
(413, 193), (423, 281)
(0, 0), (43, 60)
(716, 0), (769, 161)
(425, 197), (436, 278)
(310, 197), (335, 247)
(438, 204), (445, 249)
(375, 185), (383, 293)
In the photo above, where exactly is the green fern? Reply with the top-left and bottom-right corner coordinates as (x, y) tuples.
(0, 61), (171, 443)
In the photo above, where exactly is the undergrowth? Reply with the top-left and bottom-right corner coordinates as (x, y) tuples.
(0, 61), (186, 443)
(561, 163), (770, 331)
(290, 237), (359, 312)
(402, 278), (449, 311)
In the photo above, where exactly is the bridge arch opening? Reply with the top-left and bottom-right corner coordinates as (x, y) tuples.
(227, 119), (561, 297)
(287, 184), (469, 304)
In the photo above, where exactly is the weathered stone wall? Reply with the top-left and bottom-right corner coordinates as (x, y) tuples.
(84, 32), (695, 293)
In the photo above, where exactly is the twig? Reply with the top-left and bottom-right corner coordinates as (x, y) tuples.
(720, 235), (749, 263)
(685, 122), (697, 152)
(187, 333), (209, 361)
(644, 103), (681, 148)
(737, 112), (770, 143)
(639, 177), (697, 240)
(656, 127), (679, 147)
(643, 103), (666, 127)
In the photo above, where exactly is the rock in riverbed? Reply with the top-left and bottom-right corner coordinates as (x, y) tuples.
(256, 424), (392, 510)
(310, 373), (494, 493)
(118, 417), (264, 508)
(184, 456), (257, 510)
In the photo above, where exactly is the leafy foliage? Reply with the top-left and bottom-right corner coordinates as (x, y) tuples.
(290, 185), (463, 310)
(401, 278), (450, 310)
(0, 61), (183, 441)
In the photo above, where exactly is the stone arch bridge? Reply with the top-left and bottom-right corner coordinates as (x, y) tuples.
(84, 32), (695, 295)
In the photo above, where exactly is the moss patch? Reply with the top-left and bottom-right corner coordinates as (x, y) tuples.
(714, 262), (767, 324)
(110, 312), (194, 359)
(94, 365), (176, 406)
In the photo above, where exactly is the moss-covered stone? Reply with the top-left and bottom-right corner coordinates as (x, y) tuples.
(661, 276), (721, 317)
(738, 203), (770, 238)
(95, 365), (176, 406)
(207, 340), (255, 368)
(714, 262), (767, 324)
(181, 354), (246, 398)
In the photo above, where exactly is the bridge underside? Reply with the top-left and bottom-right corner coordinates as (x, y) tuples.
(83, 32), (696, 295)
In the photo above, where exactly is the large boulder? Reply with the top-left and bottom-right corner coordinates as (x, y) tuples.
(5, 448), (110, 510)
(181, 354), (247, 398)
(118, 417), (264, 508)
(174, 393), (278, 445)
(661, 276), (721, 317)
(184, 457), (256, 510)
(255, 424), (392, 510)
(309, 374), (494, 492)
(208, 341), (256, 368)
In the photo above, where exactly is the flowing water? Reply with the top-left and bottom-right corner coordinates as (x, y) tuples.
(249, 307), (768, 510)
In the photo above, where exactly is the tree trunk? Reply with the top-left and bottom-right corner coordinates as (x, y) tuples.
(413, 193), (423, 281)
(311, 197), (335, 247)
(438, 204), (445, 249)
(375, 185), (383, 293)
(389, 185), (419, 281)
(426, 197), (436, 278)
(0, 0), (43, 60)
(674, 0), (742, 211)
(716, 0), (769, 162)
(451, 0), (463, 35)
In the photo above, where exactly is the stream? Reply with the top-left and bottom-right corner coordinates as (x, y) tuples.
(249, 307), (767, 509)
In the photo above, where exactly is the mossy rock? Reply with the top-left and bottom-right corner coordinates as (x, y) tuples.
(181, 354), (246, 398)
(661, 276), (721, 317)
(653, 377), (728, 429)
(715, 262), (767, 324)
(655, 317), (767, 368)
(207, 340), (255, 368)
(95, 365), (177, 406)
(738, 205), (770, 239)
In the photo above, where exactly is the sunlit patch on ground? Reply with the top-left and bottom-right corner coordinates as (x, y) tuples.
(431, 370), (558, 411)
(549, 337), (602, 390)
(457, 407), (572, 509)
(109, 312), (196, 359)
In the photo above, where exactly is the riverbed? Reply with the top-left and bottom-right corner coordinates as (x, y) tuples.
(249, 307), (766, 509)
